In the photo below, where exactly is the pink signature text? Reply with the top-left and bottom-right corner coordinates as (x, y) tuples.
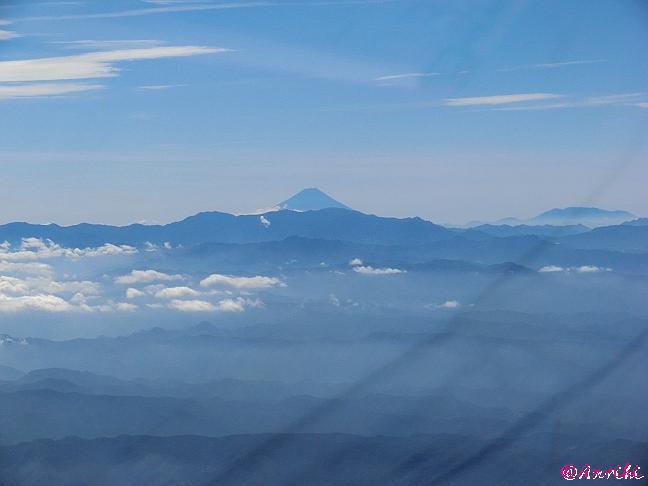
(561, 464), (643, 480)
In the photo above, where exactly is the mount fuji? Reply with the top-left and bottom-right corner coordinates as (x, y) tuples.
(277, 188), (351, 212)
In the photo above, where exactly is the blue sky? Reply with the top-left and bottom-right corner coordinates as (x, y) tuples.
(0, 0), (646, 225)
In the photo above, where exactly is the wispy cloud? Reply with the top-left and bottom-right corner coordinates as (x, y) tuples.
(584, 92), (645, 106)
(539, 265), (564, 273)
(437, 300), (460, 309)
(490, 92), (647, 111)
(22, 0), (396, 21)
(0, 46), (223, 101)
(374, 72), (441, 82)
(0, 46), (224, 83)
(23, 2), (275, 21)
(137, 84), (187, 90)
(445, 93), (561, 107)
(0, 82), (103, 101)
(51, 39), (166, 50)
(499, 59), (606, 72)
(0, 19), (19, 40)
(0, 29), (20, 40)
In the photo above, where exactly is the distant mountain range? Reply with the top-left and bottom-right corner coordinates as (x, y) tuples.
(495, 207), (635, 228)
(0, 189), (643, 251)
(0, 208), (452, 247)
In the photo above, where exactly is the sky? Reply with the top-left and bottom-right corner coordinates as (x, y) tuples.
(0, 0), (646, 225)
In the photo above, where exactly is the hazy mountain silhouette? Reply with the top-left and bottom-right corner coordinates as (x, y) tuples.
(496, 207), (635, 228)
(560, 224), (648, 252)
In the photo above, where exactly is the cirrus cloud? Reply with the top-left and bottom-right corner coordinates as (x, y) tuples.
(445, 93), (561, 107)
(0, 45), (225, 102)
(0, 46), (225, 83)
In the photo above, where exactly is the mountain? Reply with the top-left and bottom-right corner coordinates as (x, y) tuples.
(0, 208), (453, 247)
(528, 207), (634, 227)
(468, 224), (590, 238)
(560, 224), (648, 252)
(0, 365), (24, 381)
(277, 188), (350, 211)
(492, 207), (635, 228)
(622, 218), (648, 226)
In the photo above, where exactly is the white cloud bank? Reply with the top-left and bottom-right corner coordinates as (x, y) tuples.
(438, 300), (460, 309)
(154, 286), (200, 299)
(115, 270), (183, 285)
(539, 265), (612, 274)
(216, 298), (246, 313)
(167, 296), (262, 313)
(0, 261), (53, 276)
(126, 288), (146, 299)
(200, 274), (283, 289)
(0, 294), (72, 313)
(0, 275), (99, 297)
(168, 299), (216, 312)
(353, 265), (405, 275)
(576, 265), (609, 273)
(0, 239), (137, 261)
(0, 274), (136, 314)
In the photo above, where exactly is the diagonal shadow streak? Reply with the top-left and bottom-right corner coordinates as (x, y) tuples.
(207, 239), (559, 485)
(382, 326), (648, 485)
